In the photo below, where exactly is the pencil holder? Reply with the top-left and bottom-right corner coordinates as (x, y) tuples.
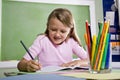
(89, 34), (112, 73)
(84, 20), (112, 73)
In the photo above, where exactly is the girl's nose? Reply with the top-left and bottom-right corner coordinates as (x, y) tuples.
(55, 31), (61, 37)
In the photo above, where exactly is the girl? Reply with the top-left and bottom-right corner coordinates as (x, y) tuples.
(17, 8), (89, 72)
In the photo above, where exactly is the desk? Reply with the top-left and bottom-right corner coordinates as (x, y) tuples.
(0, 67), (120, 80)
(0, 61), (19, 78)
(0, 61), (120, 80)
(0, 68), (19, 78)
(62, 69), (120, 80)
(0, 73), (86, 80)
(0, 68), (87, 80)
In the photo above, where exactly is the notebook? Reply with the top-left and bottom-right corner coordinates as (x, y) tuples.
(37, 66), (89, 72)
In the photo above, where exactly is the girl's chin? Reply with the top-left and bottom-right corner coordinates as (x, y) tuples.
(53, 41), (63, 45)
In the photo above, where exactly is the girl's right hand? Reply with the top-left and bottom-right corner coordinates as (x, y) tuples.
(26, 60), (41, 72)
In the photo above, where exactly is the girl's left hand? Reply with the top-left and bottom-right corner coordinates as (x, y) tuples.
(60, 59), (89, 67)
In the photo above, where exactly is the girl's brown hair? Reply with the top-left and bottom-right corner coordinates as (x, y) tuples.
(45, 8), (82, 46)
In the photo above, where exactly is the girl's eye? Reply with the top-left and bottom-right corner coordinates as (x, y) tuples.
(52, 29), (56, 31)
(50, 28), (56, 31)
(61, 30), (66, 33)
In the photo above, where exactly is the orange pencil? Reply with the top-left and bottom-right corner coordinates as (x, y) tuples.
(97, 21), (110, 71)
(94, 21), (109, 70)
(84, 33), (88, 46)
(84, 33), (90, 59)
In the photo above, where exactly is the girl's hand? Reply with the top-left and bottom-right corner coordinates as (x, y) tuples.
(60, 59), (89, 67)
(26, 60), (41, 72)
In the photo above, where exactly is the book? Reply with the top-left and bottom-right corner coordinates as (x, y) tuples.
(37, 66), (89, 72)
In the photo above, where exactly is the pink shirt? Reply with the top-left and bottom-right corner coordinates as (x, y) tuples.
(24, 35), (88, 67)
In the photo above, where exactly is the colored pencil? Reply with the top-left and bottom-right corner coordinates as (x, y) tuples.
(94, 20), (110, 70)
(91, 35), (96, 68)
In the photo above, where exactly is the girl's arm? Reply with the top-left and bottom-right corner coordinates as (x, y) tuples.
(60, 59), (89, 67)
(17, 58), (41, 72)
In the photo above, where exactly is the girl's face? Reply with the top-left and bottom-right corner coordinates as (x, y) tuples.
(48, 18), (71, 45)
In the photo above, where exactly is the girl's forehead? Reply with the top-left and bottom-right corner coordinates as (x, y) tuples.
(48, 18), (64, 26)
(49, 18), (60, 22)
(48, 17), (73, 29)
(48, 25), (71, 32)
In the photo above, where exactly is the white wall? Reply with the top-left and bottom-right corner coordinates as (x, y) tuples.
(95, 0), (103, 32)
(118, 0), (120, 25)
(0, 0), (1, 60)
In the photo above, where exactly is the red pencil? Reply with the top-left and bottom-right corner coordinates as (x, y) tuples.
(85, 20), (92, 60)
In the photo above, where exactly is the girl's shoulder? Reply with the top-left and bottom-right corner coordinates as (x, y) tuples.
(68, 37), (75, 42)
(36, 34), (48, 41)
(67, 38), (79, 45)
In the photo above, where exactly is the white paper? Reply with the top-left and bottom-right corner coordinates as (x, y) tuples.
(36, 66), (89, 72)
(105, 11), (115, 25)
(0, 60), (19, 68)
(111, 34), (116, 40)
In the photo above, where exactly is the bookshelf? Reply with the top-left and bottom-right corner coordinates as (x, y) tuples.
(103, 0), (120, 62)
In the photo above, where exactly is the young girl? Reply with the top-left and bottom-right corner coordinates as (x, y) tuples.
(17, 8), (89, 72)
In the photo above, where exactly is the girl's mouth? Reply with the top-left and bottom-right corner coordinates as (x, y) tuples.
(54, 36), (61, 40)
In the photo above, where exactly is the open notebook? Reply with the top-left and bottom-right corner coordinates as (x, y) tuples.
(37, 66), (89, 72)
(4, 66), (89, 77)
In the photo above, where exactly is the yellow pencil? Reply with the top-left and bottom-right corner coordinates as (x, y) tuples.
(97, 40), (106, 71)
(91, 35), (96, 68)
(97, 21), (110, 71)
(94, 21), (106, 70)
